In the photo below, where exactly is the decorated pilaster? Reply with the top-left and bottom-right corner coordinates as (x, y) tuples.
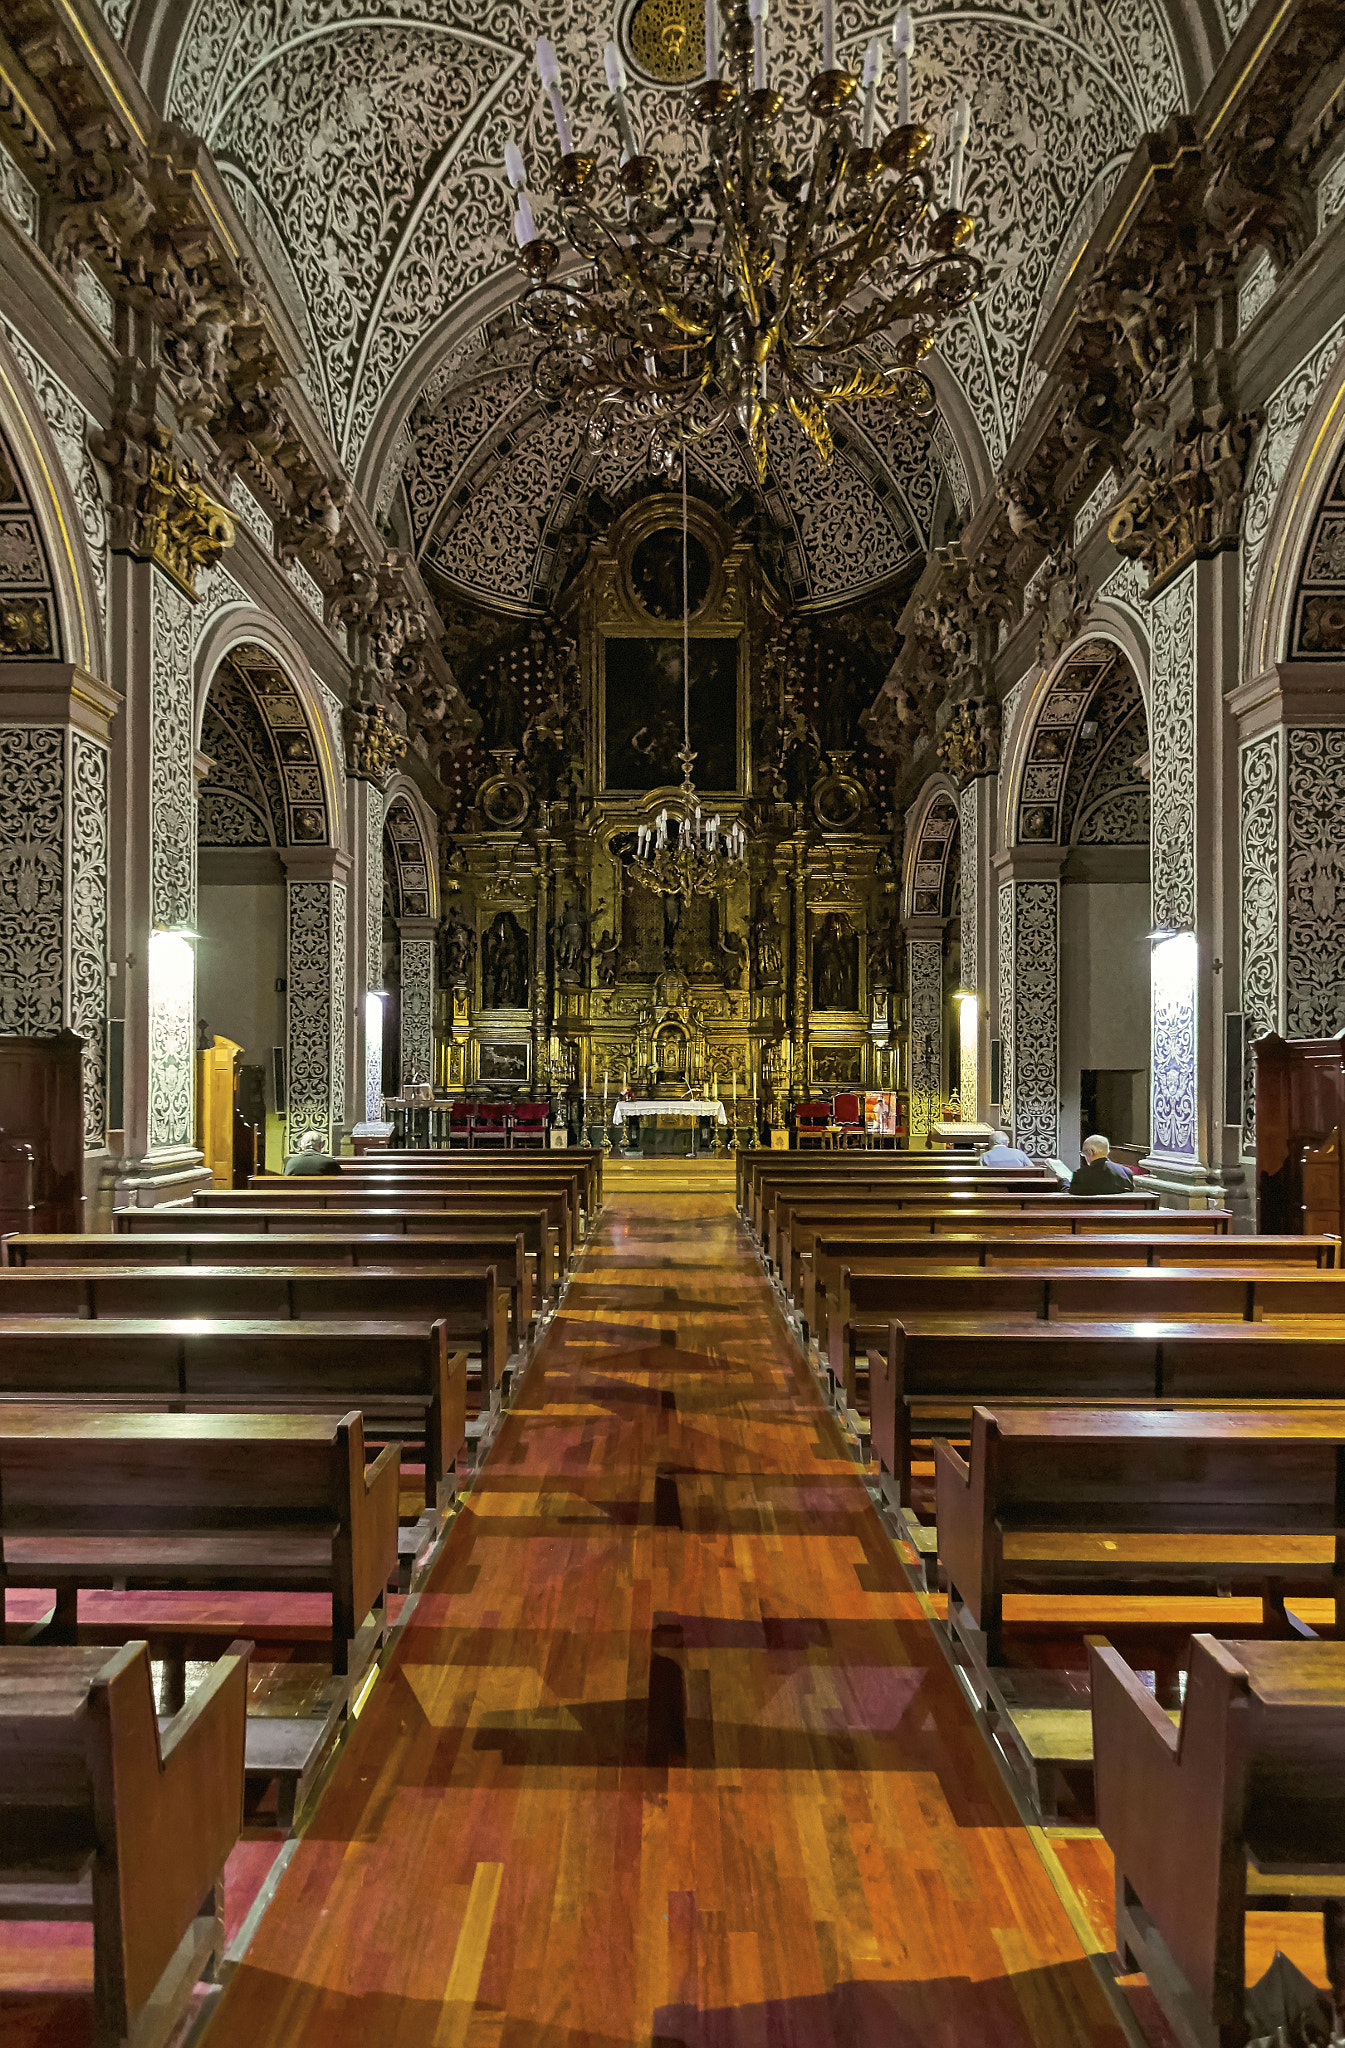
(993, 845), (1065, 1159)
(397, 914), (437, 1083)
(904, 917), (944, 1146)
(957, 773), (997, 1121)
(343, 704), (404, 1127)
(282, 847), (351, 1153)
(1231, 660), (1345, 1152)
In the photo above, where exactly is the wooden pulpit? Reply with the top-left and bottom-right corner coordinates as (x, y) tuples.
(1253, 1031), (1345, 1235)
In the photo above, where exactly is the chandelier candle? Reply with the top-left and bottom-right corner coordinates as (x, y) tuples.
(893, 6), (913, 125)
(749, 0), (768, 95)
(536, 38), (575, 156)
(603, 43), (640, 162)
(705, 0), (720, 81)
(948, 97), (971, 210)
(861, 39), (884, 149)
(821, 0), (835, 71)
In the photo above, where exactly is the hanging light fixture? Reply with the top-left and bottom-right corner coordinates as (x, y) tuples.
(503, 4), (978, 475)
(631, 451), (746, 901)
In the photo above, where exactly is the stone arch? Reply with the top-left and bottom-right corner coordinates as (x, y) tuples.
(1244, 333), (1345, 680)
(902, 775), (962, 922)
(381, 780), (440, 921)
(382, 778), (440, 1092)
(193, 612), (341, 851)
(1002, 636), (1151, 852)
(0, 330), (105, 678)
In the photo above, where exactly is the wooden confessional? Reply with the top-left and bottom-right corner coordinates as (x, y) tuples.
(1253, 1032), (1345, 1236)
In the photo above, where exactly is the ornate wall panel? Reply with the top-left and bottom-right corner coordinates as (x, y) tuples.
(286, 880), (345, 1150)
(1243, 317), (1345, 629)
(0, 726), (64, 1031)
(0, 151), (39, 238)
(1287, 447), (1345, 660)
(1004, 882), (1059, 1158)
(150, 571), (197, 929)
(959, 783), (978, 998)
(1150, 932), (1199, 1160)
(1239, 730), (1281, 1154)
(1, 321), (107, 652)
(399, 938), (434, 1083)
(998, 881), (1014, 1128)
(1285, 727), (1345, 1038)
(69, 734), (108, 1147)
(146, 933), (194, 1151)
(1148, 567), (1197, 930)
(907, 937), (943, 1142)
(365, 787), (385, 1123)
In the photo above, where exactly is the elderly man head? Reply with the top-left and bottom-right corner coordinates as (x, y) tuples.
(299, 1130), (325, 1153)
(1081, 1134), (1111, 1163)
(1070, 1131), (1134, 1195)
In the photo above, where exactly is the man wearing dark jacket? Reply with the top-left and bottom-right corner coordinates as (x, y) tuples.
(1069, 1133), (1134, 1196)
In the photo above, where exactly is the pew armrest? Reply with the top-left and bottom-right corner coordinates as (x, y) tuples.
(353, 1440), (402, 1625)
(932, 1427), (988, 1629)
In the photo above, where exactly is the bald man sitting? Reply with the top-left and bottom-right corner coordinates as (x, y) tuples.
(1069, 1133), (1134, 1196)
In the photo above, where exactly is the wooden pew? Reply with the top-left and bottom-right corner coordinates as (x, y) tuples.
(0, 1264), (508, 1392)
(0, 1319), (462, 1506)
(0, 1639), (249, 2048)
(6, 1228), (534, 1333)
(340, 1144), (604, 1208)
(1089, 1634), (1345, 2048)
(0, 1406), (400, 1676)
(933, 1405), (1345, 1664)
(735, 1147), (1047, 1209)
(873, 1320), (1345, 1507)
(769, 1187), (1164, 1280)
(257, 1163), (591, 1248)
(116, 1203), (558, 1301)
(177, 1188), (573, 1281)
(829, 1264), (1345, 1407)
(774, 1198), (1213, 1301)
(803, 1232), (1342, 1352)
(748, 1165), (1059, 1242)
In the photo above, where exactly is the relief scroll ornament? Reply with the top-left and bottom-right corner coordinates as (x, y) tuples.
(342, 700), (406, 785)
(937, 697), (1001, 787)
(90, 414), (235, 597)
(1106, 407), (1261, 596)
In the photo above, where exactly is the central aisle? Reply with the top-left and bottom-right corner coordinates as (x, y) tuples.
(212, 1165), (1129, 2047)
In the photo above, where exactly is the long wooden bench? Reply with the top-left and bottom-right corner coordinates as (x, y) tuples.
(0, 1639), (249, 2048)
(257, 1165), (592, 1248)
(1090, 1634), (1345, 2048)
(736, 1148), (1048, 1209)
(5, 1229), (534, 1333)
(338, 1144), (605, 1208)
(774, 1200), (1217, 1301)
(117, 1204), (559, 1301)
(802, 1232), (1342, 1351)
(870, 1318), (1345, 1507)
(0, 1319), (462, 1507)
(934, 1405), (1345, 1664)
(0, 1264), (506, 1395)
(177, 1188), (574, 1280)
(830, 1264), (1345, 1407)
(749, 1166), (1060, 1242)
(0, 1406), (400, 1676)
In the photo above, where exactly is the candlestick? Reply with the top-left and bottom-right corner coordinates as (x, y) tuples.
(536, 37), (575, 156)
(749, 0), (768, 92)
(822, 0), (835, 73)
(704, 0), (719, 80)
(861, 39), (883, 148)
(948, 97), (970, 210)
(892, 7), (912, 126)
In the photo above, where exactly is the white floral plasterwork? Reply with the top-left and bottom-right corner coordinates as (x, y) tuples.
(70, 733), (109, 1147)
(1243, 315), (1345, 629)
(399, 936), (434, 1083)
(0, 726), (64, 1034)
(1239, 730), (1280, 1153)
(1149, 567), (1196, 931)
(1005, 879), (1059, 1158)
(150, 570), (198, 930)
(1285, 727), (1345, 1038)
(906, 937), (942, 1140)
(287, 880), (343, 1150)
(0, 150), (39, 239)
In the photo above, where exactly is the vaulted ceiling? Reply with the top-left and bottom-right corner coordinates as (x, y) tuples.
(114, 0), (1232, 613)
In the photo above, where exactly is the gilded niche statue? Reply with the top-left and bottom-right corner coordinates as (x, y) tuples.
(812, 912), (859, 1011)
(481, 910), (529, 1008)
(751, 899), (784, 986)
(437, 909), (476, 990)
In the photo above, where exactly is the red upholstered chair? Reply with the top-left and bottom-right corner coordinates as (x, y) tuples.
(833, 1092), (866, 1147)
(795, 1099), (831, 1150)
(447, 1099), (472, 1149)
(510, 1099), (550, 1149)
(470, 1101), (510, 1149)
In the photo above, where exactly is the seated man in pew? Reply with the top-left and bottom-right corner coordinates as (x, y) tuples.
(283, 1129), (339, 1176)
(1090, 1633), (1345, 2048)
(0, 1638), (250, 2048)
(980, 1128), (1035, 1168)
(1069, 1133), (1134, 1196)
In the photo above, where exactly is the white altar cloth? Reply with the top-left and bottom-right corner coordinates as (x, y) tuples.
(610, 1098), (728, 1125)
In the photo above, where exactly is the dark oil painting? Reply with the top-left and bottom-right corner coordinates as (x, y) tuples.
(604, 636), (738, 792)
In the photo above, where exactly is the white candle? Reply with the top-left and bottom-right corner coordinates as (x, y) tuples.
(892, 7), (912, 125)
(749, 0), (768, 91)
(861, 38), (883, 146)
(822, 0), (835, 71)
(513, 193), (538, 246)
(504, 137), (527, 190)
(604, 41), (640, 159)
(704, 0), (719, 80)
(948, 97), (970, 209)
(536, 37), (575, 155)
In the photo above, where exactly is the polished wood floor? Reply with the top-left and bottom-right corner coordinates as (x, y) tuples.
(209, 1164), (1131, 2047)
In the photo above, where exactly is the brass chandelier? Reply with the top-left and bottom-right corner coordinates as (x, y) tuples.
(503, 2), (980, 475)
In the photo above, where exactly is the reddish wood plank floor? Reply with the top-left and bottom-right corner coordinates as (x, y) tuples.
(208, 1171), (1130, 2047)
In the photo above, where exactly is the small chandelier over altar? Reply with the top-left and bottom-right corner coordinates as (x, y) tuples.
(503, 2), (979, 475)
(635, 754), (748, 900)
